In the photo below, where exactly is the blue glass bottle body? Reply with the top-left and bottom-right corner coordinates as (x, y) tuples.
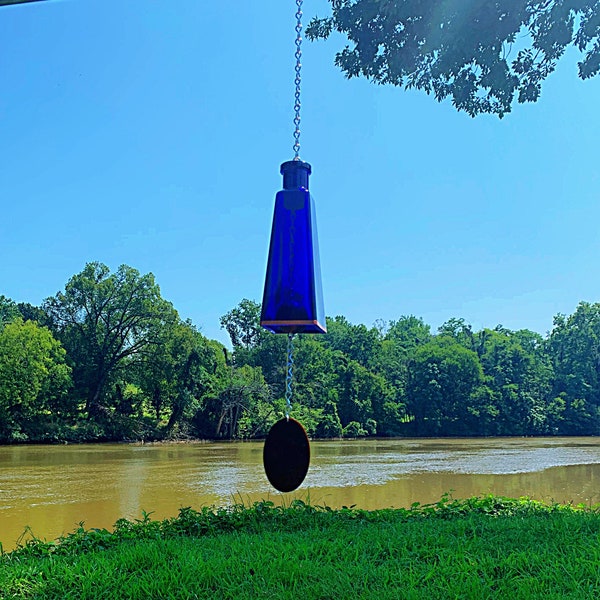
(260, 161), (326, 334)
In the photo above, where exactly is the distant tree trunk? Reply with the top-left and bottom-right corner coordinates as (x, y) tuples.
(86, 382), (105, 419)
(152, 387), (162, 420)
(215, 408), (226, 438)
(165, 351), (198, 432)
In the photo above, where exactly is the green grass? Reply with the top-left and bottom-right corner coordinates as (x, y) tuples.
(1, 496), (600, 599)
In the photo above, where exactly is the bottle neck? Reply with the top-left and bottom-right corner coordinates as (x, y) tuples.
(281, 160), (311, 190)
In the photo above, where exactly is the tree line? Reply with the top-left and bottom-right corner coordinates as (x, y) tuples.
(0, 261), (599, 443)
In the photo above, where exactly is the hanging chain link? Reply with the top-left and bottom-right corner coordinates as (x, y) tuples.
(285, 333), (295, 419)
(292, 0), (303, 160)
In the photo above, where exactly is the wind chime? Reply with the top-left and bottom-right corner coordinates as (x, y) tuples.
(261, 0), (326, 493)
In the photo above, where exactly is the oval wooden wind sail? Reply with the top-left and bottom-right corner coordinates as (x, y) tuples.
(263, 417), (310, 492)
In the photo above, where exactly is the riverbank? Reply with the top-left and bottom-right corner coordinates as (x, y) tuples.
(1, 496), (599, 599)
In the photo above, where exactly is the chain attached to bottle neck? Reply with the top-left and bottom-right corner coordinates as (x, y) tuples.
(292, 0), (303, 160)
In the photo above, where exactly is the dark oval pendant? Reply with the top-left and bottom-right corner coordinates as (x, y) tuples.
(263, 417), (310, 492)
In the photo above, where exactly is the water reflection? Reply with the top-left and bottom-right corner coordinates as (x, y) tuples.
(0, 437), (599, 551)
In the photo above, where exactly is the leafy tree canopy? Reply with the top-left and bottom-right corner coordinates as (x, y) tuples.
(307, 0), (600, 117)
(406, 337), (485, 434)
(219, 298), (265, 351)
(549, 301), (600, 403)
(0, 318), (72, 440)
(43, 262), (178, 419)
(0, 295), (19, 327)
(135, 318), (223, 428)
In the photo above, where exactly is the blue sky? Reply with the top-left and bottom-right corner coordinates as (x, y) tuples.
(1, 0), (599, 347)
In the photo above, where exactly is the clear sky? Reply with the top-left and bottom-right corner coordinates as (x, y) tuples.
(1, 0), (599, 348)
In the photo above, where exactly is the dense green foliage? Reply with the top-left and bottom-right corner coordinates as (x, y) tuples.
(0, 319), (72, 441)
(306, 0), (600, 117)
(224, 304), (600, 438)
(2, 496), (600, 598)
(1, 262), (600, 441)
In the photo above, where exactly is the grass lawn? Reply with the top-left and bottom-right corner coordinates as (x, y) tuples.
(1, 496), (599, 599)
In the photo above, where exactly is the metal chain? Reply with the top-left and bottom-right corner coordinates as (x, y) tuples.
(285, 333), (294, 418)
(292, 0), (303, 160)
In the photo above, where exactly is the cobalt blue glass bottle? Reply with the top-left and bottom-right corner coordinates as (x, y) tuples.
(260, 160), (326, 334)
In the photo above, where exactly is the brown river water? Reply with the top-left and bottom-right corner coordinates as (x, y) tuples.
(1, 437), (599, 551)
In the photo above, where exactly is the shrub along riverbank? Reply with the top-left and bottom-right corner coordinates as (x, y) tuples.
(1, 496), (600, 599)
